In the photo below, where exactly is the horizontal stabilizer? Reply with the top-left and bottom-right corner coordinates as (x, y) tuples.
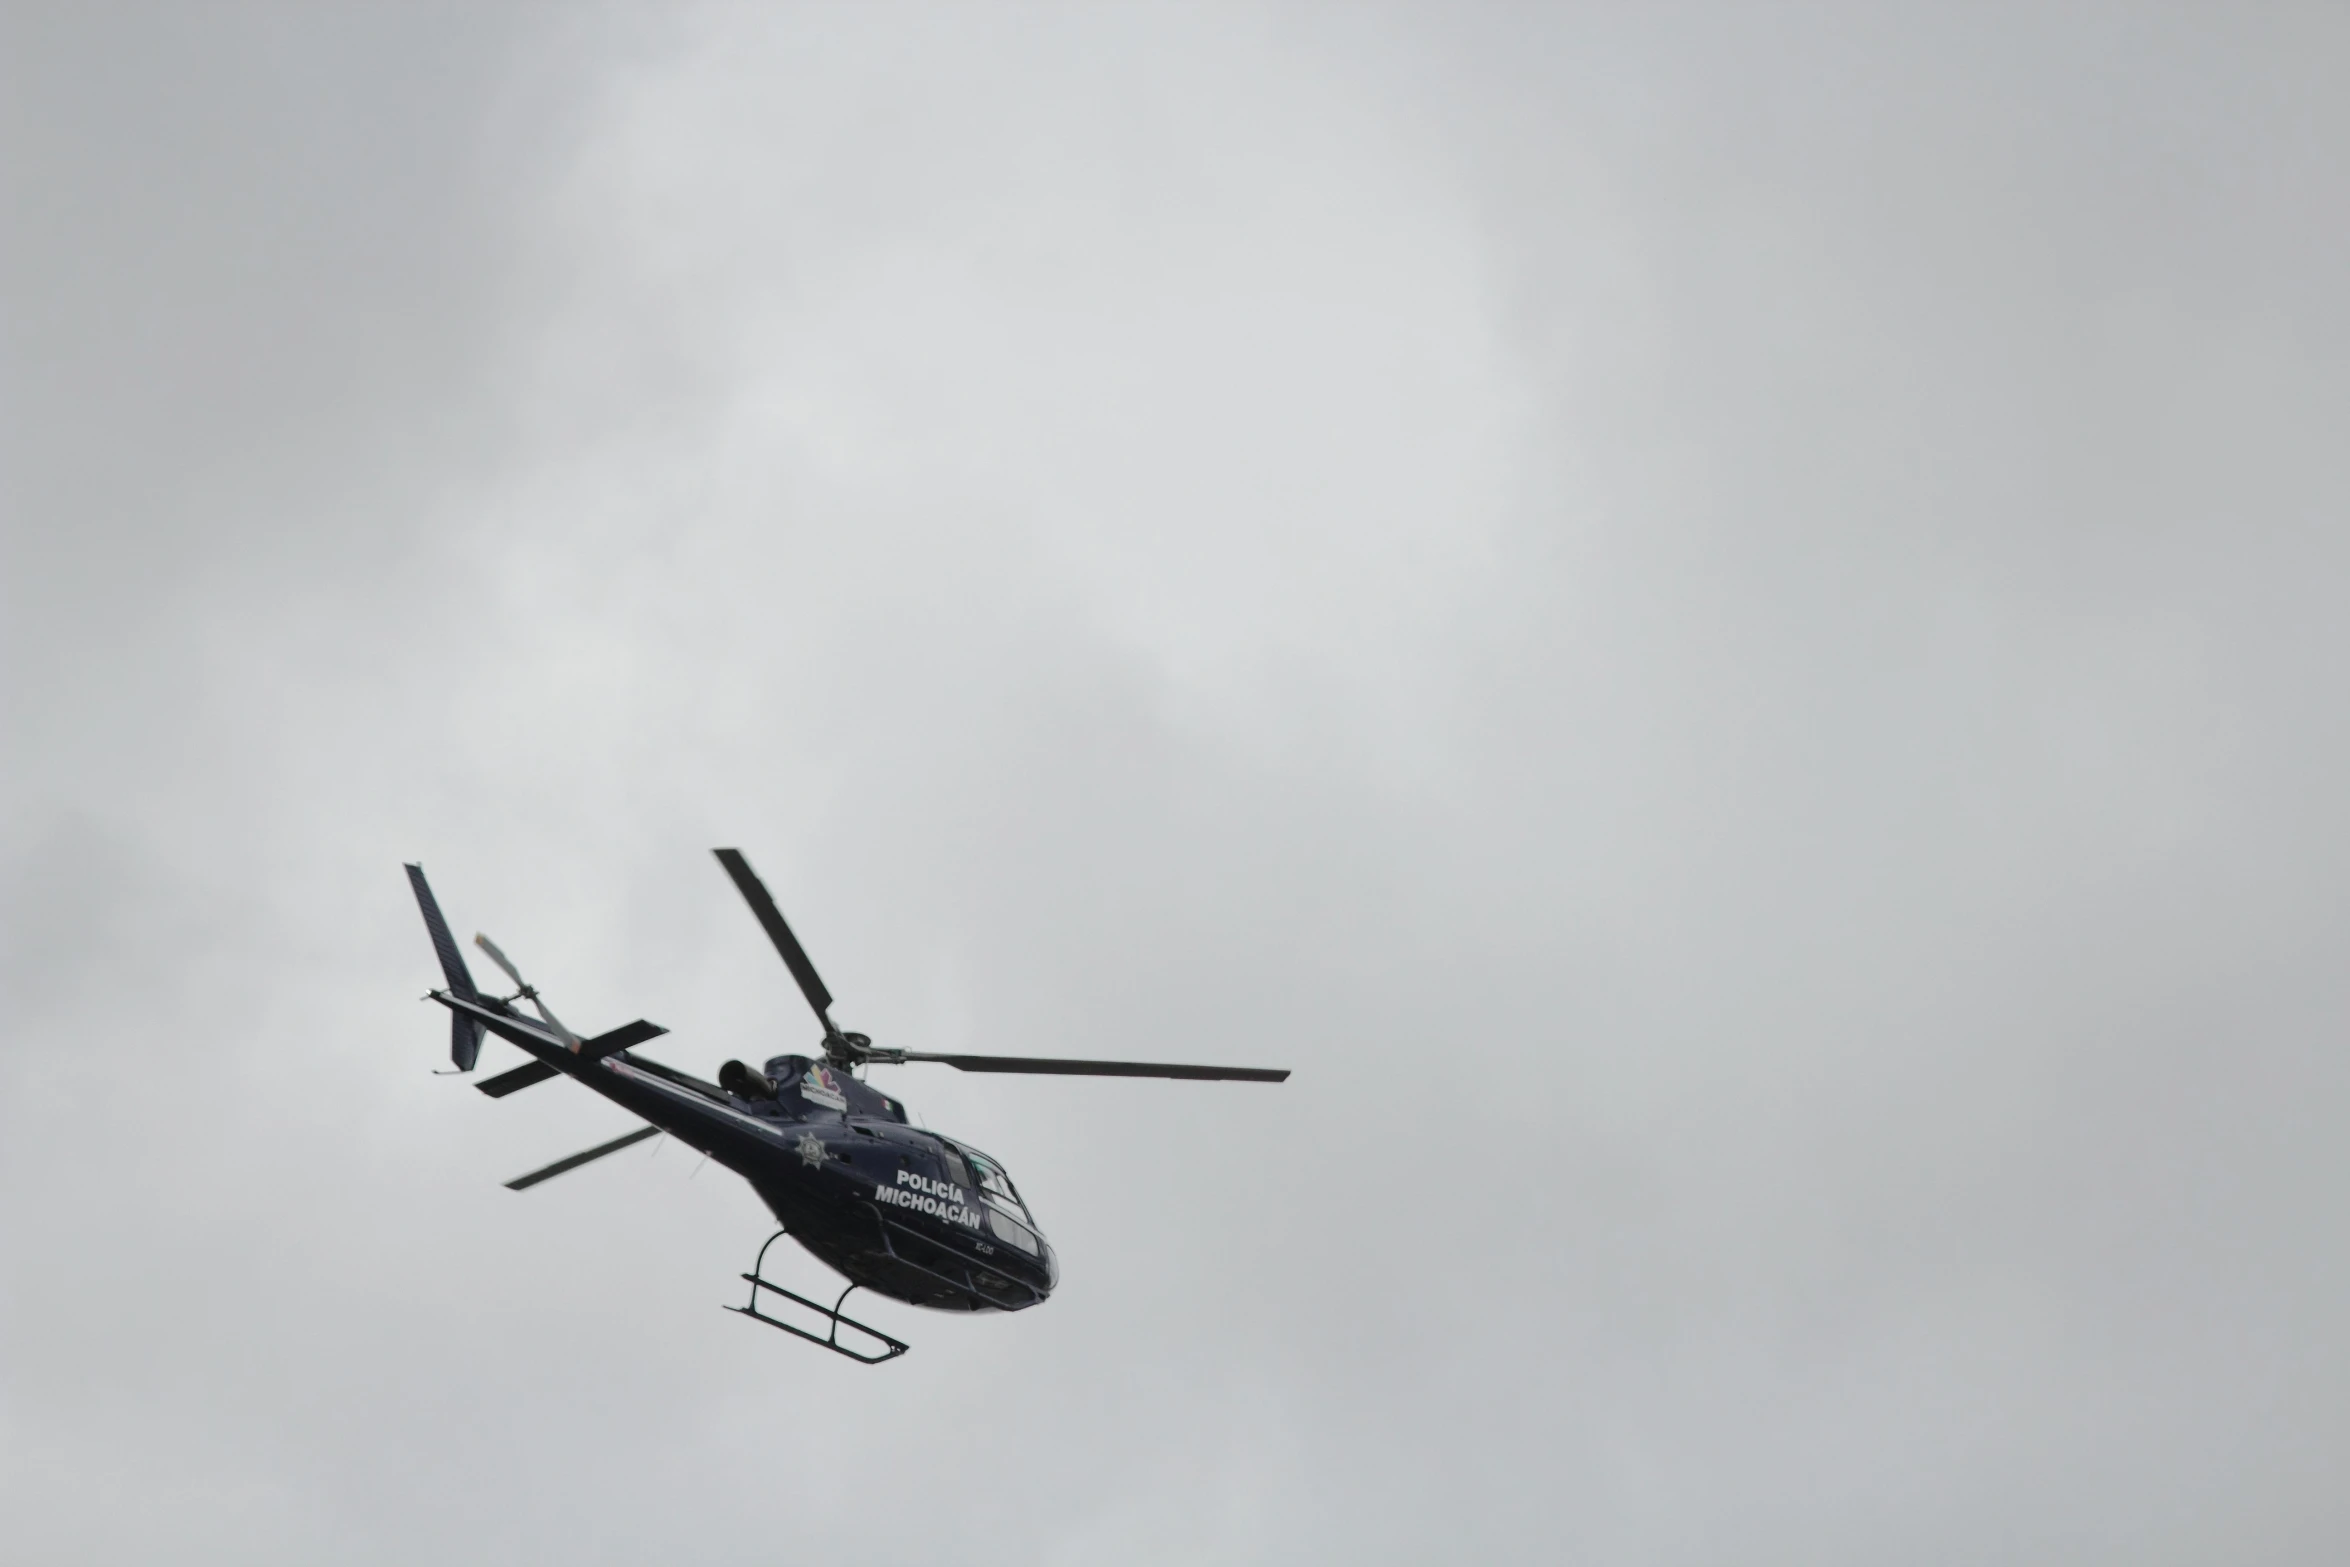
(437, 994), (668, 1094)
(505, 1125), (661, 1191)
(579, 1019), (666, 1061)
(438, 993), (669, 1062)
(477, 1060), (561, 1098)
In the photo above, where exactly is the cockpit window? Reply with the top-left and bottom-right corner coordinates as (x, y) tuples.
(963, 1147), (1040, 1255)
(937, 1144), (974, 1192)
(964, 1149), (1024, 1215)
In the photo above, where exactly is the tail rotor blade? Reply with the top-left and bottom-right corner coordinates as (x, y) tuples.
(473, 932), (526, 991)
(473, 931), (576, 1043)
(712, 848), (835, 1026)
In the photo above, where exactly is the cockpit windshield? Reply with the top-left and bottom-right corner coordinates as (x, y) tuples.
(964, 1148), (1023, 1216)
(959, 1147), (1042, 1256)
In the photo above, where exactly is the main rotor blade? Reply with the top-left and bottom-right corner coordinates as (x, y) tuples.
(898, 1052), (1289, 1082)
(712, 848), (835, 1024)
(504, 1125), (660, 1191)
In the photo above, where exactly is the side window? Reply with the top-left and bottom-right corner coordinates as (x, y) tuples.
(937, 1144), (974, 1194)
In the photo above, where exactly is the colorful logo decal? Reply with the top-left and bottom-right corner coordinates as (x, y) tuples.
(800, 1063), (848, 1110)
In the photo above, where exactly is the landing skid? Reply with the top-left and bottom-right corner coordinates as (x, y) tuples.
(725, 1229), (910, 1364)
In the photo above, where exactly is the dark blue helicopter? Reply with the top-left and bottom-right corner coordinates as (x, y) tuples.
(406, 849), (1288, 1362)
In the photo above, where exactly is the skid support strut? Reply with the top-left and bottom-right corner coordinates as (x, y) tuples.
(725, 1230), (909, 1364)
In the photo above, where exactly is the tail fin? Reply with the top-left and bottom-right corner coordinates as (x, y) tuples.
(405, 863), (485, 1071)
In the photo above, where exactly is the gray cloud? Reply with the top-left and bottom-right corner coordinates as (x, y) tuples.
(6, 5), (2347, 1562)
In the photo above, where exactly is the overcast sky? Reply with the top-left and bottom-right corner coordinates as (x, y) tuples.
(5, 4), (2348, 1562)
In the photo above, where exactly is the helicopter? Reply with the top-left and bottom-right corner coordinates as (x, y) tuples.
(405, 849), (1288, 1362)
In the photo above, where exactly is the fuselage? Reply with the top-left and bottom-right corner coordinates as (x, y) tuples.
(477, 1007), (1058, 1312)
